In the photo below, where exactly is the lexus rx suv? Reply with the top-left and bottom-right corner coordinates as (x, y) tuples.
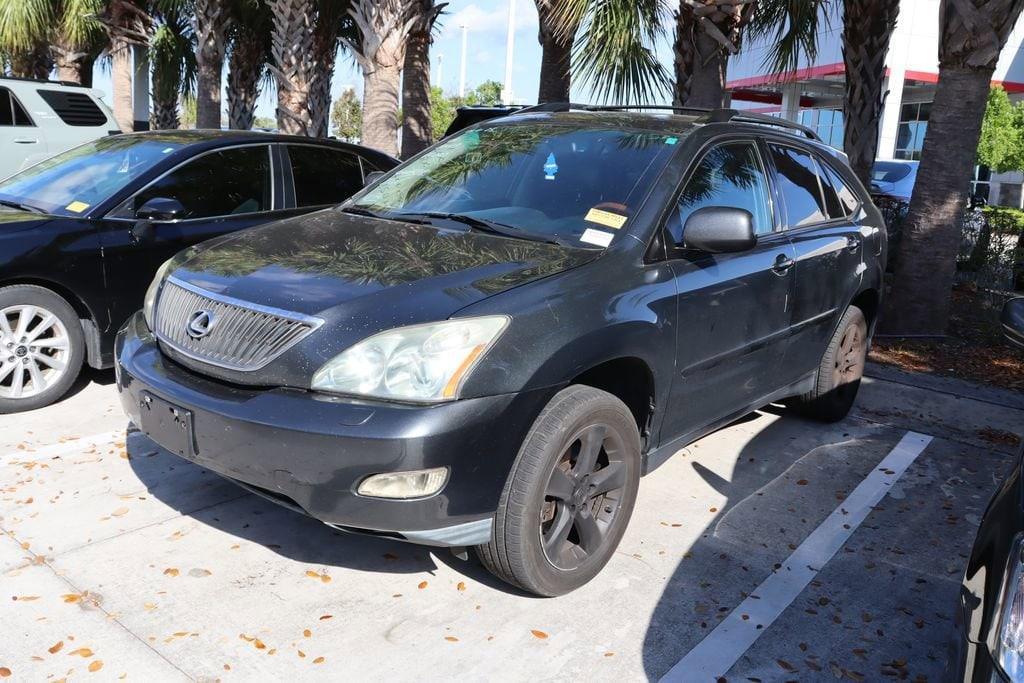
(115, 106), (886, 596)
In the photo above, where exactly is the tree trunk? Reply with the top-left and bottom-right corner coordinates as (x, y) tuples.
(362, 59), (402, 156)
(110, 36), (134, 133)
(883, 66), (992, 335)
(194, 0), (229, 129)
(535, 0), (574, 103)
(227, 34), (263, 130)
(150, 94), (180, 130)
(401, 27), (432, 158)
(672, 6), (733, 108)
(308, 15), (341, 138)
(842, 0), (900, 187)
(9, 43), (53, 80)
(269, 0), (317, 136)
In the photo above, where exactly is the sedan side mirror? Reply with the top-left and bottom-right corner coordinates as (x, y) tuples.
(363, 171), (385, 187)
(136, 196), (187, 222)
(683, 206), (757, 254)
(1001, 297), (1024, 347)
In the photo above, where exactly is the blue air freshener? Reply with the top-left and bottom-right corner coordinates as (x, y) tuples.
(544, 153), (559, 180)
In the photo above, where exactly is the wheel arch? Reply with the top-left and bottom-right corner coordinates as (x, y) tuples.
(850, 287), (880, 335)
(0, 276), (105, 367)
(568, 356), (656, 449)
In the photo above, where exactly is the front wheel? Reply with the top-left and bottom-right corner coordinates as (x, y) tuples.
(790, 305), (868, 422)
(0, 285), (85, 414)
(476, 385), (641, 596)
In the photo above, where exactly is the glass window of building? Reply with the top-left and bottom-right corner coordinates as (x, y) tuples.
(895, 101), (931, 160)
(797, 109), (844, 148)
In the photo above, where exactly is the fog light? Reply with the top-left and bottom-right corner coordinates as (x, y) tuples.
(357, 467), (448, 499)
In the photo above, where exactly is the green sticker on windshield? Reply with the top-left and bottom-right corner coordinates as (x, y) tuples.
(665, 136), (678, 145)
(462, 130), (480, 150)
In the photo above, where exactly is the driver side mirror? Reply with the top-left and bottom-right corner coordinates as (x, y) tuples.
(682, 206), (757, 254)
(1002, 297), (1024, 347)
(135, 196), (186, 222)
(363, 171), (385, 187)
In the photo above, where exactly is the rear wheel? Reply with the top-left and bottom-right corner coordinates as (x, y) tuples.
(476, 385), (641, 596)
(790, 305), (868, 422)
(0, 286), (84, 414)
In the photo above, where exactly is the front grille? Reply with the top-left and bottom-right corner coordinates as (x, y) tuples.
(153, 276), (322, 372)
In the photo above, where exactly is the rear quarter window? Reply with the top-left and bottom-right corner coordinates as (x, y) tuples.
(36, 89), (107, 126)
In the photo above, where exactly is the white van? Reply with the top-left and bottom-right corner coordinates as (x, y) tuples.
(0, 77), (118, 180)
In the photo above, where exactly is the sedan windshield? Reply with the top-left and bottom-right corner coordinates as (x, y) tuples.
(351, 122), (682, 247)
(0, 136), (185, 216)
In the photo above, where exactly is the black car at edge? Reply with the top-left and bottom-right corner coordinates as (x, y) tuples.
(115, 106), (887, 596)
(0, 130), (397, 413)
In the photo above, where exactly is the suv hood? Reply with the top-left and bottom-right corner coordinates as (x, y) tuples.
(171, 208), (597, 326)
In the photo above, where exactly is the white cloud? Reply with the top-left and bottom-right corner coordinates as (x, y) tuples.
(441, 0), (537, 40)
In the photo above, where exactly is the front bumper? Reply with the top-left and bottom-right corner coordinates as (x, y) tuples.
(115, 312), (551, 546)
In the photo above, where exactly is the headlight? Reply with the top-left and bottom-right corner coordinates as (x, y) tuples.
(311, 316), (509, 402)
(996, 534), (1024, 679)
(143, 258), (174, 330)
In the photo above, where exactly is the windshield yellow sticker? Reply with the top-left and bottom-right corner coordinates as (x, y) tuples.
(585, 208), (627, 230)
(65, 201), (90, 213)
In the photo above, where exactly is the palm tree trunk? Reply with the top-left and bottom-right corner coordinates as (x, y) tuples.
(841, 0), (900, 187)
(194, 0), (230, 129)
(362, 57), (402, 156)
(150, 94), (180, 130)
(672, 2), (743, 108)
(227, 34), (263, 130)
(884, 67), (995, 334)
(308, 16), (341, 139)
(401, 26), (432, 158)
(535, 0), (574, 103)
(111, 36), (134, 133)
(269, 0), (317, 136)
(9, 43), (53, 80)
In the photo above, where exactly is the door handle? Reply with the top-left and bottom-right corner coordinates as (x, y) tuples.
(846, 236), (862, 252)
(772, 253), (796, 275)
(13, 138), (37, 144)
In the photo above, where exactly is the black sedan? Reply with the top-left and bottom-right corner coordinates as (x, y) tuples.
(951, 297), (1024, 681)
(0, 130), (397, 412)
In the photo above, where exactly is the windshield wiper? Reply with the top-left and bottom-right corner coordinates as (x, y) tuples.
(340, 205), (383, 218)
(394, 211), (564, 246)
(0, 199), (43, 214)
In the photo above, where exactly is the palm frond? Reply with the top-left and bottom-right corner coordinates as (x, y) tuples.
(0, 0), (55, 53)
(746, 0), (831, 77)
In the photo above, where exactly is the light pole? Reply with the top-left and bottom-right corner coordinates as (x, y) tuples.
(436, 53), (444, 90)
(502, 0), (516, 105)
(459, 25), (468, 98)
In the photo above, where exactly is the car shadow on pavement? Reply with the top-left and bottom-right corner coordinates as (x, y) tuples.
(63, 367), (115, 401)
(124, 427), (531, 594)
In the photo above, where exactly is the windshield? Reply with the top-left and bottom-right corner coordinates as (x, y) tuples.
(0, 136), (185, 216)
(351, 123), (682, 247)
(870, 161), (913, 183)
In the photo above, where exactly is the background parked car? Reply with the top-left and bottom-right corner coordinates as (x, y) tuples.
(0, 77), (118, 180)
(950, 297), (1024, 682)
(870, 159), (918, 203)
(0, 130), (397, 413)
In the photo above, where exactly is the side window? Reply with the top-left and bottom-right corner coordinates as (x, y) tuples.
(815, 158), (846, 219)
(767, 144), (828, 227)
(121, 146), (271, 220)
(0, 88), (33, 127)
(667, 142), (773, 245)
(820, 160), (860, 216)
(288, 145), (364, 207)
(36, 90), (105, 126)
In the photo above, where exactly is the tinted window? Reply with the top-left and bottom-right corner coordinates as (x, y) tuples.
(0, 88), (32, 127)
(820, 161), (859, 216)
(816, 159), (845, 219)
(668, 142), (773, 244)
(871, 161), (912, 183)
(289, 145), (363, 207)
(768, 144), (827, 227)
(125, 146), (271, 220)
(36, 89), (106, 126)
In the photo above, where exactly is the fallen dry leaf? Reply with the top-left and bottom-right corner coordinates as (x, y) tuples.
(304, 570), (331, 583)
(14, 595), (40, 601)
(253, 639), (266, 650)
(444, 636), (459, 642)
(0, 667), (10, 677)
(48, 641), (64, 654)
(418, 581), (428, 589)
(530, 630), (548, 640)
(313, 656), (325, 664)
(188, 568), (211, 578)
(68, 647), (94, 657)
(62, 593), (82, 603)
(303, 629), (311, 638)
(88, 660), (103, 673)
(456, 582), (466, 592)
(163, 568), (179, 577)
(111, 507), (129, 517)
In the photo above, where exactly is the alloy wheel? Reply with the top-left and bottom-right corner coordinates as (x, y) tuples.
(833, 322), (866, 389)
(540, 422), (629, 571)
(0, 304), (71, 400)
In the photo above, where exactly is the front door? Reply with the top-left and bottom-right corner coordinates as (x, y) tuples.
(98, 144), (280, 334)
(661, 140), (798, 442)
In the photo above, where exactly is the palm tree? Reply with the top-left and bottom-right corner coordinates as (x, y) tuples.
(149, 2), (195, 129)
(308, 0), (352, 138)
(885, 0), (1024, 336)
(671, 0), (756, 107)
(97, 0), (153, 133)
(192, 0), (231, 128)
(226, 0), (271, 130)
(345, 0), (417, 155)
(401, 0), (445, 159)
(268, 0), (316, 135)
(535, 0), (577, 103)
(0, 0), (106, 84)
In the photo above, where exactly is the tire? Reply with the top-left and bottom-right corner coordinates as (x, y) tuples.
(790, 305), (868, 423)
(476, 385), (641, 596)
(0, 285), (85, 414)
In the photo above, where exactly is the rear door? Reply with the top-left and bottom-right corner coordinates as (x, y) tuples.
(660, 139), (798, 441)
(284, 144), (368, 209)
(0, 87), (45, 180)
(98, 143), (284, 334)
(764, 142), (864, 378)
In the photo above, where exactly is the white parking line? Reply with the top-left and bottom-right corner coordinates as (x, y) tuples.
(0, 429), (125, 465)
(660, 430), (933, 682)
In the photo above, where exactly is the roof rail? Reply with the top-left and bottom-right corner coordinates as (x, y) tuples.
(511, 102), (822, 142)
(0, 75), (88, 89)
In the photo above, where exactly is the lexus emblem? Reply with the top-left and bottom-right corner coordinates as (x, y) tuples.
(186, 310), (217, 339)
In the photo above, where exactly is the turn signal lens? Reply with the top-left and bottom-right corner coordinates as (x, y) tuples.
(357, 467), (449, 499)
(997, 535), (1024, 679)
